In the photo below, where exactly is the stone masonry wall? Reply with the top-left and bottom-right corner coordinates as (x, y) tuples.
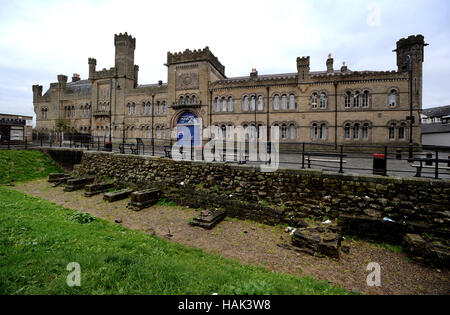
(73, 150), (449, 243)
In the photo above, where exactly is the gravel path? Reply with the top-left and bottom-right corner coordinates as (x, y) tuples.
(14, 179), (450, 295)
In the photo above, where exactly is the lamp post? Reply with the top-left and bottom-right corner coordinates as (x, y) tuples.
(108, 75), (119, 151)
(151, 93), (155, 156)
(408, 55), (413, 159)
(254, 95), (257, 139)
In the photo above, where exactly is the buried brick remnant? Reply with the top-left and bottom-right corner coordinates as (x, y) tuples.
(84, 182), (115, 197)
(48, 173), (70, 183)
(403, 233), (450, 268)
(189, 209), (226, 230)
(104, 188), (134, 202)
(291, 222), (343, 259)
(127, 188), (161, 211)
(63, 177), (95, 192)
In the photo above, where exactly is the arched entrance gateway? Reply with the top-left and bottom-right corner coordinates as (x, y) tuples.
(176, 112), (201, 147)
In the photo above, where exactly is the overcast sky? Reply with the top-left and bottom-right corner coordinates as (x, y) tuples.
(0, 0), (449, 120)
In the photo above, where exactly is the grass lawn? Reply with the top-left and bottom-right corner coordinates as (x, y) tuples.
(0, 187), (349, 295)
(0, 150), (62, 184)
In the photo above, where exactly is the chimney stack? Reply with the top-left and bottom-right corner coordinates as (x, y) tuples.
(72, 73), (81, 82)
(341, 61), (348, 72)
(250, 68), (258, 79)
(326, 54), (334, 74)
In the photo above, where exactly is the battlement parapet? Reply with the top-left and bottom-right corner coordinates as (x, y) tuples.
(167, 46), (225, 76)
(395, 34), (427, 50)
(114, 32), (136, 48)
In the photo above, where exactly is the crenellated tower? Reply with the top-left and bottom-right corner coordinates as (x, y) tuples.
(394, 34), (428, 108)
(297, 56), (310, 83)
(114, 32), (136, 79)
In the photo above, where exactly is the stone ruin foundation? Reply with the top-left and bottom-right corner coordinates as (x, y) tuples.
(103, 188), (134, 202)
(84, 182), (115, 197)
(127, 188), (161, 211)
(189, 209), (226, 230)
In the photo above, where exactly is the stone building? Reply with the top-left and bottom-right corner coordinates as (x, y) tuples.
(33, 33), (427, 148)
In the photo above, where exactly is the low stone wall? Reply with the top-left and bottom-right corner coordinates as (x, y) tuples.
(70, 150), (450, 244)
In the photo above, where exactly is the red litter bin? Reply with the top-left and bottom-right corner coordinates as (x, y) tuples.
(373, 154), (386, 176)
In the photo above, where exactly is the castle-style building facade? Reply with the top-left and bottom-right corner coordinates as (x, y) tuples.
(33, 33), (427, 147)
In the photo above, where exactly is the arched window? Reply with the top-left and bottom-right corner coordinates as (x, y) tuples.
(221, 125), (226, 139)
(320, 93), (327, 109)
(320, 124), (327, 140)
(362, 123), (369, 139)
(180, 96), (184, 105)
(353, 92), (360, 108)
(222, 98), (227, 112)
(257, 124), (263, 139)
(132, 103), (136, 115)
(257, 95), (263, 111)
(127, 103), (131, 115)
(185, 96), (190, 105)
(162, 101), (166, 114)
(345, 123), (351, 139)
(363, 91), (370, 108)
(344, 92), (351, 108)
(243, 124), (249, 140)
(281, 94), (287, 110)
(228, 124), (234, 140)
(389, 123), (396, 139)
(228, 97), (234, 112)
(311, 93), (318, 109)
(281, 124), (287, 139)
(312, 123), (318, 139)
(289, 94), (295, 110)
(399, 123), (406, 140)
(161, 126), (165, 139)
(156, 126), (161, 139)
(147, 102), (152, 115)
(250, 95), (256, 111)
(243, 96), (249, 111)
(215, 97), (220, 112)
(249, 124), (256, 139)
(273, 124), (279, 140)
(389, 90), (397, 107)
(353, 123), (360, 139)
(289, 124), (296, 140)
(274, 94), (280, 110)
(192, 95), (197, 104)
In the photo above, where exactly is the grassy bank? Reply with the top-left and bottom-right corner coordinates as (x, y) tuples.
(0, 150), (62, 184)
(0, 187), (349, 295)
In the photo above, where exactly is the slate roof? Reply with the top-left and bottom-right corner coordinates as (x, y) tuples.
(421, 123), (450, 134)
(215, 69), (389, 84)
(137, 83), (168, 89)
(65, 80), (92, 95)
(422, 105), (450, 118)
